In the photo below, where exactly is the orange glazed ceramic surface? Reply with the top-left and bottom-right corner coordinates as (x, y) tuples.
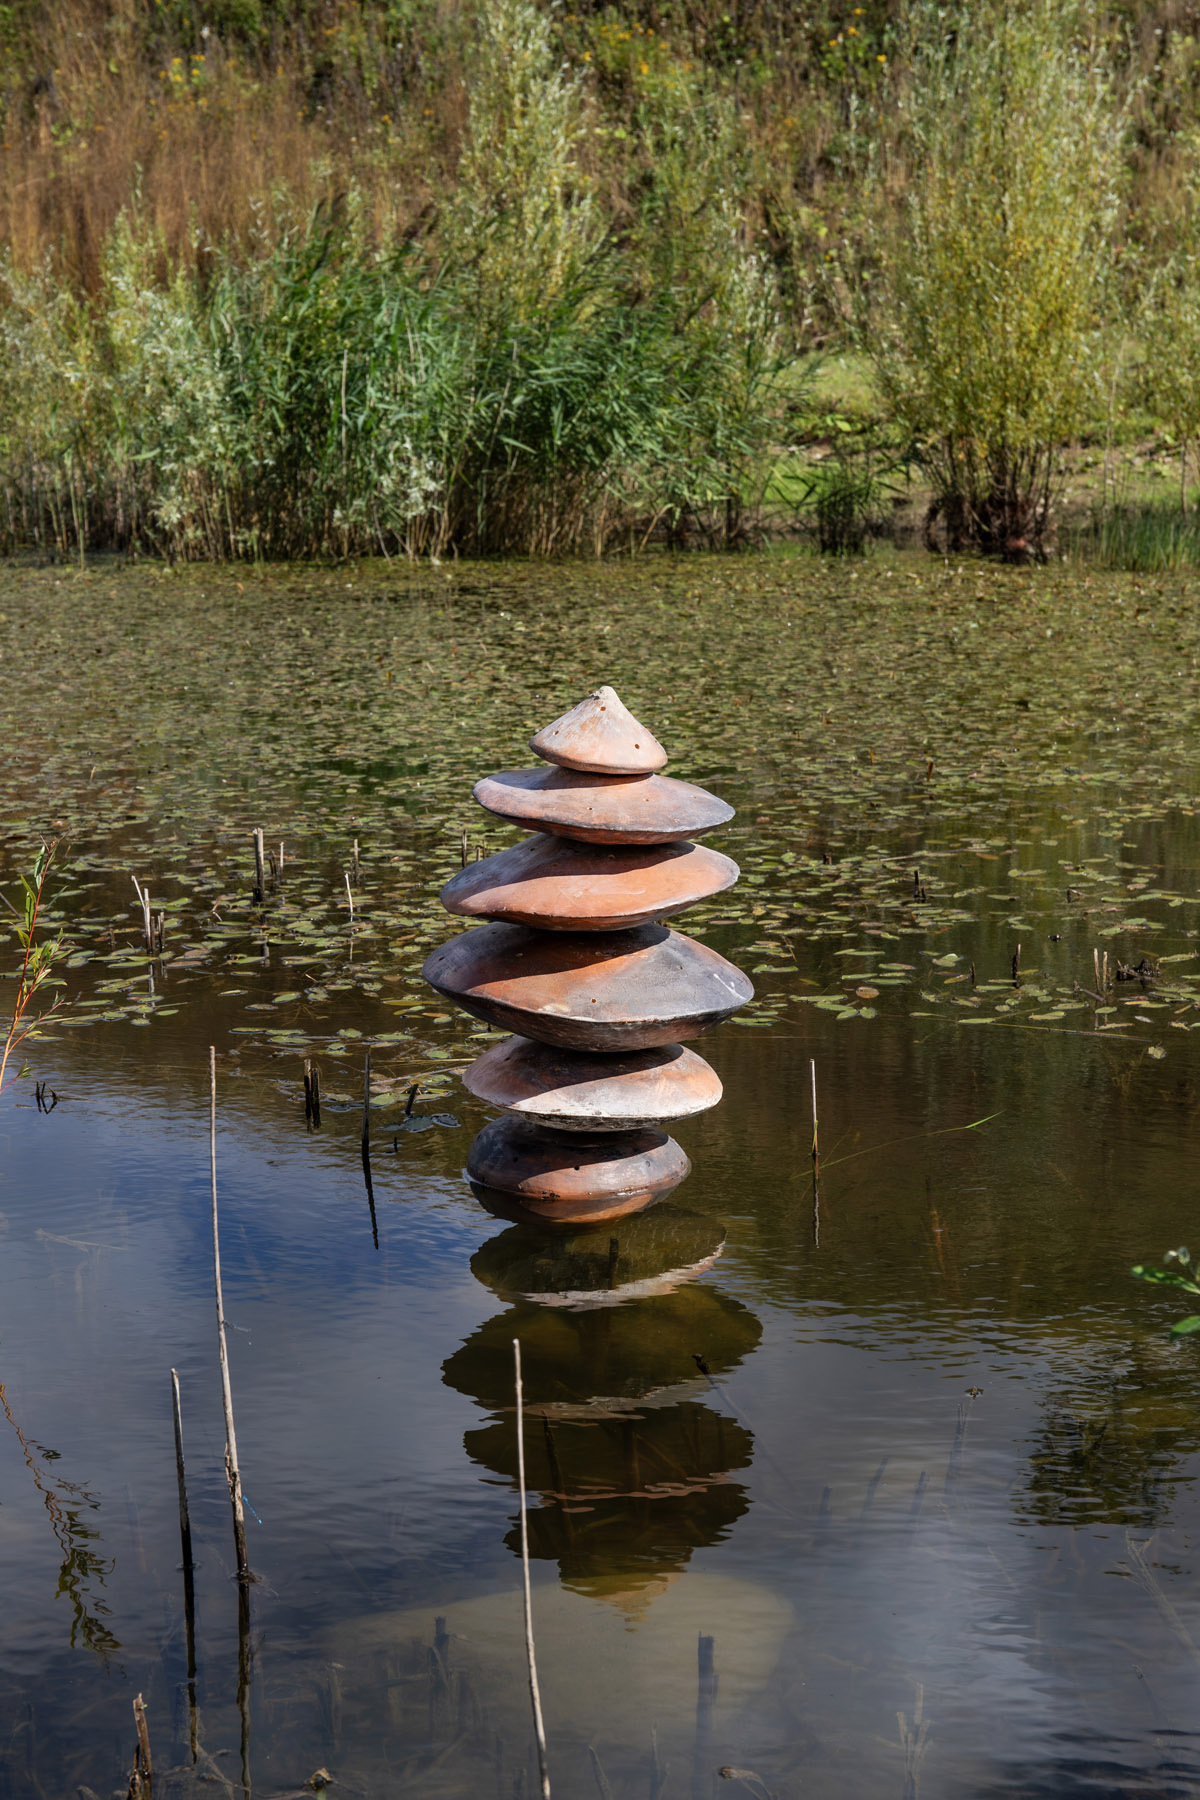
(529, 685), (668, 775)
(422, 922), (753, 1052)
(439, 833), (738, 931)
(463, 1035), (723, 1131)
(465, 1115), (691, 1206)
(473, 767), (734, 845)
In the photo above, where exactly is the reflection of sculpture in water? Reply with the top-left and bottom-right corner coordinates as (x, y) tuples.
(322, 1209), (783, 1797)
(423, 687), (752, 1221)
(444, 1206), (761, 1606)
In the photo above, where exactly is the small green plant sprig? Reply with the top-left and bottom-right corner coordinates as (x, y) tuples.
(1131, 1247), (1200, 1337)
(0, 840), (65, 1096)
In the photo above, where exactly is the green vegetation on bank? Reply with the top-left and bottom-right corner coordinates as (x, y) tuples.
(3, 0), (1200, 561)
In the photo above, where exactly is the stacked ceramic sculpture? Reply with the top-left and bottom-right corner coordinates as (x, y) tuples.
(422, 687), (753, 1221)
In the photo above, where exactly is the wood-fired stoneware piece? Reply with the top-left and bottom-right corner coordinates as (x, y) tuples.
(465, 1116), (691, 1210)
(422, 922), (753, 1051)
(463, 1035), (723, 1132)
(473, 767), (734, 845)
(440, 834), (737, 932)
(529, 685), (668, 776)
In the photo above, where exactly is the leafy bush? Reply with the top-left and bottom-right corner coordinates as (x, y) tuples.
(1140, 193), (1200, 514)
(1068, 502), (1200, 572)
(854, 0), (1123, 556)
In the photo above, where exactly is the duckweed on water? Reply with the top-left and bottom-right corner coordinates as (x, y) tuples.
(2, 554), (1199, 1083)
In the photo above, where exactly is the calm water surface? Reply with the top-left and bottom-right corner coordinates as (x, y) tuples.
(2, 554), (1200, 1798)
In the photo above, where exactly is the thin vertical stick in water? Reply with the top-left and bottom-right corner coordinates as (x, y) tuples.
(692, 1634), (716, 1800)
(210, 1048), (251, 1583)
(810, 1057), (821, 1248)
(859, 1456), (889, 1522)
(252, 829), (266, 905)
(360, 1052), (378, 1249)
(344, 872), (354, 925)
(360, 1051), (379, 1250)
(304, 1059), (321, 1131)
(171, 1369), (198, 1760)
(513, 1339), (551, 1800)
(132, 875), (153, 950)
(237, 1578), (252, 1800)
(943, 1391), (978, 1504)
(132, 1694), (152, 1791)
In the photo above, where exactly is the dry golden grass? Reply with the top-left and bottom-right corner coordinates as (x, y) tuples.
(0, 0), (464, 284)
(4, 0), (1200, 302)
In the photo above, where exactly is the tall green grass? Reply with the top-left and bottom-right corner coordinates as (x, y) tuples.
(0, 213), (786, 560)
(1068, 504), (1200, 572)
(0, 0), (789, 560)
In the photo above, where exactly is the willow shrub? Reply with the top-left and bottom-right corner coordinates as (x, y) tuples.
(855, 0), (1123, 556)
(1140, 195), (1200, 515)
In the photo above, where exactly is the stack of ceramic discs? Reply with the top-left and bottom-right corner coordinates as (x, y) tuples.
(422, 686), (752, 1221)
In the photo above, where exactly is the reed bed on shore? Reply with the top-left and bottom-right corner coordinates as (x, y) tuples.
(6, 0), (1200, 561)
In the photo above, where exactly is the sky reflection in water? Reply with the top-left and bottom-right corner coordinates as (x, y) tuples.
(2, 558), (1200, 1797)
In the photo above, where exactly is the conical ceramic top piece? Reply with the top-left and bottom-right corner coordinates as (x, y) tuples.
(474, 767), (733, 845)
(530, 685), (668, 776)
(466, 1116), (690, 1212)
(440, 834), (738, 932)
(422, 921), (754, 1052)
(464, 1035), (723, 1132)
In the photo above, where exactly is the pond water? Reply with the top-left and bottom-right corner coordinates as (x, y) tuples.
(2, 553), (1200, 1799)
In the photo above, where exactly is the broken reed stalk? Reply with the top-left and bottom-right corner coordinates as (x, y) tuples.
(810, 1059), (819, 1170)
(252, 829), (266, 905)
(344, 872), (355, 925)
(131, 875), (153, 951)
(304, 1057), (321, 1130)
(513, 1338), (551, 1800)
(132, 1693), (152, 1789)
(209, 1047), (251, 1582)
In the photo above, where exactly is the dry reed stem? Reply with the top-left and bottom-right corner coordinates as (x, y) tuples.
(513, 1337), (551, 1800)
(210, 1046), (250, 1581)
